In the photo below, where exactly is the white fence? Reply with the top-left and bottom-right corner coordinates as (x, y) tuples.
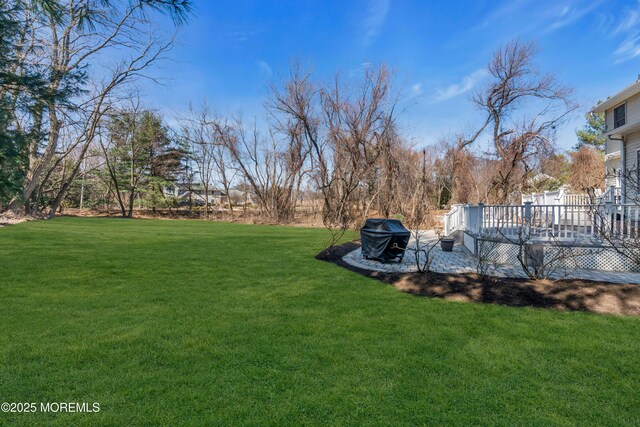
(521, 187), (598, 206)
(522, 186), (622, 206)
(444, 201), (640, 242)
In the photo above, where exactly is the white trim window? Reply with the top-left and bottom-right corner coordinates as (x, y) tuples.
(614, 103), (626, 129)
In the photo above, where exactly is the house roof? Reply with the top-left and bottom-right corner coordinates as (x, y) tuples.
(528, 173), (555, 183)
(605, 119), (640, 138)
(592, 79), (640, 113)
(165, 183), (226, 193)
(228, 189), (248, 197)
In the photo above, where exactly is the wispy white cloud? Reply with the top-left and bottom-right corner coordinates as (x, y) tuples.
(543, 1), (605, 33)
(410, 83), (423, 96)
(399, 82), (424, 103)
(348, 62), (372, 77)
(473, 0), (604, 37)
(615, 34), (640, 62)
(615, 7), (640, 34)
(612, 2), (640, 62)
(228, 29), (260, 43)
(595, 12), (615, 34)
(257, 60), (273, 81)
(433, 69), (488, 102)
(473, 0), (534, 31)
(361, 0), (390, 46)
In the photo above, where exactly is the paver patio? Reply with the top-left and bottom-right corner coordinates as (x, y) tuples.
(343, 232), (640, 285)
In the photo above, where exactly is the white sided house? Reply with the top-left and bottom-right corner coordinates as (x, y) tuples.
(163, 183), (226, 205)
(162, 183), (253, 206)
(592, 77), (640, 202)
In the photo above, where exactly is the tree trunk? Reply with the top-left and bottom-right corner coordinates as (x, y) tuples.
(10, 107), (61, 213)
(127, 191), (134, 218)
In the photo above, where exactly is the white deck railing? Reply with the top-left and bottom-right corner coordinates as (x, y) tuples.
(482, 204), (598, 240)
(608, 204), (640, 239)
(443, 201), (640, 242)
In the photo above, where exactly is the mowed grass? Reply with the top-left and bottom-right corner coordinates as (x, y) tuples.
(1, 217), (639, 425)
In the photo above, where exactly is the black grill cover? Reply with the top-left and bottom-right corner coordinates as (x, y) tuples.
(360, 218), (411, 261)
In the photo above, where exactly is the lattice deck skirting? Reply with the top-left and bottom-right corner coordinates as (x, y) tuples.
(472, 235), (640, 273)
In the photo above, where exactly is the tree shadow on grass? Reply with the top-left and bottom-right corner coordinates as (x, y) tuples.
(317, 241), (640, 316)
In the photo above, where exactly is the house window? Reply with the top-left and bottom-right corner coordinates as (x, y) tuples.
(614, 103), (626, 128)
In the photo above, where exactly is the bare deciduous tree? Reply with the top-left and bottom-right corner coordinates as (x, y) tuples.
(568, 147), (605, 196)
(218, 117), (308, 222)
(180, 103), (218, 217)
(267, 62), (403, 245)
(210, 121), (236, 215)
(461, 39), (576, 204)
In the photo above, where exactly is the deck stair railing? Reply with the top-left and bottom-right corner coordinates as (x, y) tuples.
(599, 185), (622, 204)
(443, 204), (465, 236)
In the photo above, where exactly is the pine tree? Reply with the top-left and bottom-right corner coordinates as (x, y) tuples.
(0, 1), (57, 209)
(0, 3), (27, 207)
(575, 107), (606, 152)
(103, 109), (184, 216)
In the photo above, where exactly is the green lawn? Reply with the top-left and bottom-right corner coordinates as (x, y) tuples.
(1, 217), (639, 425)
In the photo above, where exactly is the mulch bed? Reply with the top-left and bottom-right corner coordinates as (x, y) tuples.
(317, 241), (640, 316)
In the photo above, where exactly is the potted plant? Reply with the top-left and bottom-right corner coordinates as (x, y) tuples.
(440, 237), (455, 252)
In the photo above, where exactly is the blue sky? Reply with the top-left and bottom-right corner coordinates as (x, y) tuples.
(145, 0), (640, 151)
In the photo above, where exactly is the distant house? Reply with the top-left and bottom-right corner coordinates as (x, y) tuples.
(227, 189), (253, 205)
(529, 173), (554, 183)
(163, 183), (225, 205)
(162, 183), (253, 206)
(592, 78), (640, 202)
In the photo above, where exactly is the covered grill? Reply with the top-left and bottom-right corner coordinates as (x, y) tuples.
(360, 218), (411, 261)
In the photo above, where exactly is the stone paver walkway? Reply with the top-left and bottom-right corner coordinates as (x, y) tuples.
(343, 234), (640, 285)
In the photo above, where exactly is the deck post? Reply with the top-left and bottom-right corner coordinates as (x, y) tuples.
(558, 186), (566, 204)
(460, 204), (466, 230)
(609, 185), (616, 203)
(466, 204), (481, 235)
(477, 202), (484, 235)
(524, 201), (532, 221)
(604, 200), (614, 236)
(524, 201), (532, 235)
(444, 214), (450, 236)
(444, 210), (452, 236)
(463, 204), (471, 233)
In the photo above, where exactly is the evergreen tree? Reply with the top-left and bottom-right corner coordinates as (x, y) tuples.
(575, 107), (606, 151)
(0, 1), (57, 209)
(0, 3), (26, 207)
(102, 109), (184, 216)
